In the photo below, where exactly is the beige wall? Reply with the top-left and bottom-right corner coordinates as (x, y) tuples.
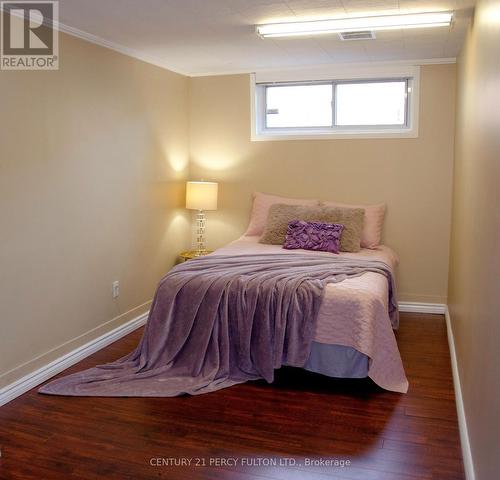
(189, 65), (457, 303)
(448, 1), (500, 478)
(0, 31), (190, 388)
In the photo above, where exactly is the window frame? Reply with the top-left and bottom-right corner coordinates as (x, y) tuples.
(251, 65), (420, 141)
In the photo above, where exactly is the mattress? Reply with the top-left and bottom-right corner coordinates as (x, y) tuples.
(213, 236), (408, 393)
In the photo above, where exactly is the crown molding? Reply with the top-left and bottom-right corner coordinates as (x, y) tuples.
(56, 21), (190, 75)
(0, 6), (189, 75)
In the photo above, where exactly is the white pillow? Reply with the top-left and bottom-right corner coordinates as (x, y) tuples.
(322, 201), (386, 249)
(246, 192), (319, 236)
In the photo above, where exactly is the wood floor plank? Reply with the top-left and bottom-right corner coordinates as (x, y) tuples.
(0, 313), (464, 479)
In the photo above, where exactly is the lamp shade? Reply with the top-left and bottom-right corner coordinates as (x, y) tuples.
(185, 181), (218, 210)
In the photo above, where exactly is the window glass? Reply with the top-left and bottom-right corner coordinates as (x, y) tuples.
(335, 81), (407, 126)
(266, 84), (332, 128)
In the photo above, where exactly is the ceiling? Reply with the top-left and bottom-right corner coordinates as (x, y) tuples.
(57, 0), (476, 76)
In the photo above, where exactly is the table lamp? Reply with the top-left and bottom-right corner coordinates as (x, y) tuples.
(185, 180), (218, 256)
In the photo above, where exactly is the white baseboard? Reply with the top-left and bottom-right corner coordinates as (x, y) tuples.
(445, 307), (475, 480)
(398, 302), (447, 314)
(0, 312), (148, 408)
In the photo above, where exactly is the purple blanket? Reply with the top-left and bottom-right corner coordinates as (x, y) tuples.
(39, 254), (396, 397)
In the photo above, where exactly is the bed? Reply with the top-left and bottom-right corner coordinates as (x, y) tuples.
(39, 231), (408, 397)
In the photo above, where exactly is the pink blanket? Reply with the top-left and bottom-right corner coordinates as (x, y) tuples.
(214, 237), (408, 393)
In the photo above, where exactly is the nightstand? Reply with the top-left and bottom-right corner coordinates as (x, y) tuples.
(179, 250), (213, 261)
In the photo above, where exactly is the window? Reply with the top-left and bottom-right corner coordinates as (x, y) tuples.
(252, 67), (419, 140)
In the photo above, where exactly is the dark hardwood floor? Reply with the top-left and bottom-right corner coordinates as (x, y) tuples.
(0, 313), (464, 480)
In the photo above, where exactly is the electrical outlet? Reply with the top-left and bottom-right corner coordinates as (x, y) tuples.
(112, 281), (119, 298)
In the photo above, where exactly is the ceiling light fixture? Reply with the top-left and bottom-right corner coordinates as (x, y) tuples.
(256, 12), (453, 38)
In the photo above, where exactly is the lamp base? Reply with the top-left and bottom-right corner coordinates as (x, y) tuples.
(195, 210), (207, 253)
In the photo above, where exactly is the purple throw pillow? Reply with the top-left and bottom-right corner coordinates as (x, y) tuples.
(283, 220), (344, 254)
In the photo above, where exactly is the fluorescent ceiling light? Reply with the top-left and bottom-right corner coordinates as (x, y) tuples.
(257, 12), (453, 38)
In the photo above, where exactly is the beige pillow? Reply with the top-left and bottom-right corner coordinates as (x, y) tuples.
(259, 204), (365, 253)
(322, 200), (386, 248)
(245, 192), (319, 236)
